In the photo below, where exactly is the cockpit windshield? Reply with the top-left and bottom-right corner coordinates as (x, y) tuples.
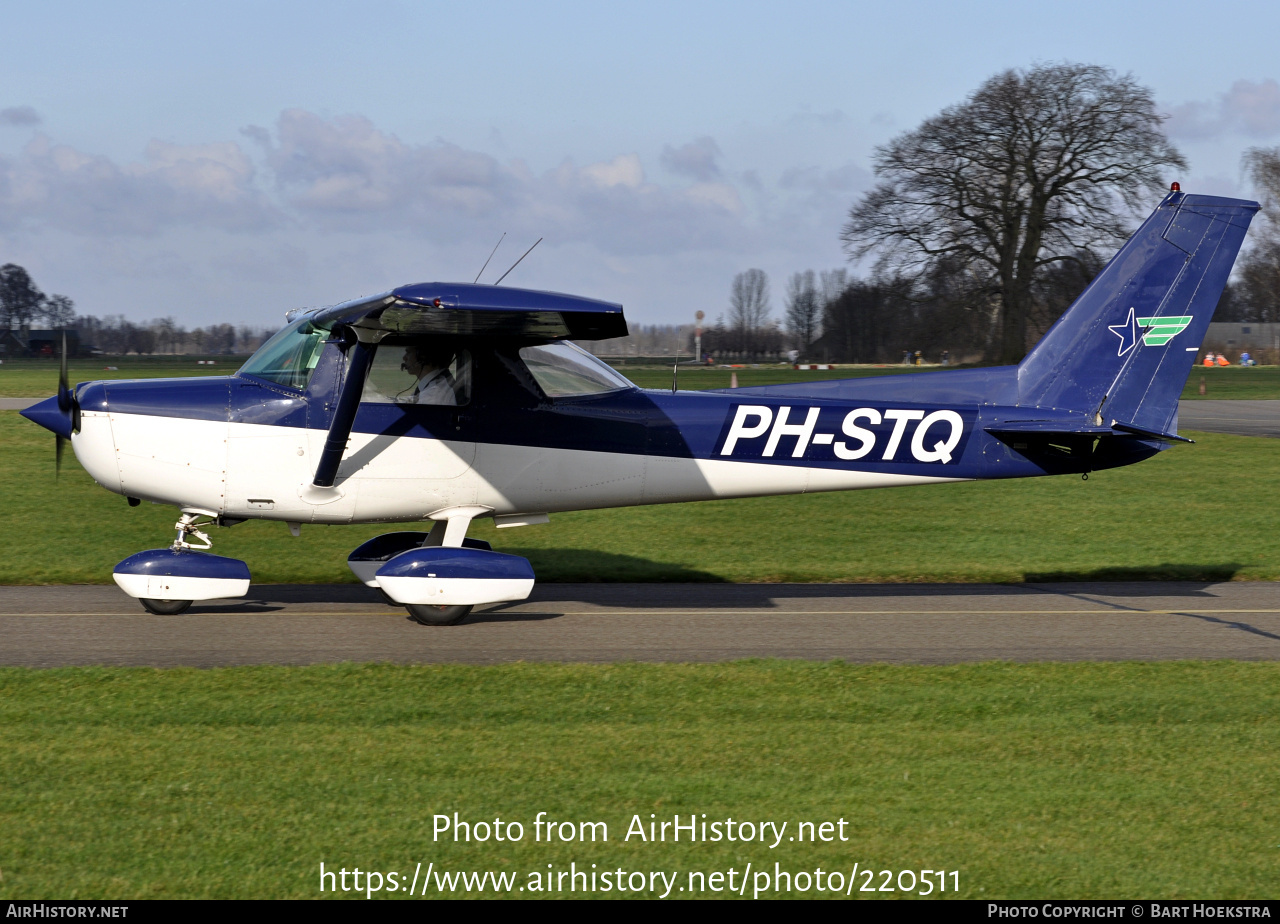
(518, 341), (635, 397)
(238, 317), (331, 390)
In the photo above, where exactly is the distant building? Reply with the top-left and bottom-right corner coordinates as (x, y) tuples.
(1204, 322), (1280, 359)
(0, 330), (25, 357)
(0, 329), (84, 358)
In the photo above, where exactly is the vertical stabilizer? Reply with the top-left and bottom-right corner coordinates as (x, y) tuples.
(1017, 192), (1259, 434)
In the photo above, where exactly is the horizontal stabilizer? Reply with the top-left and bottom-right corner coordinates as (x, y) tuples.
(985, 420), (1113, 438)
(1109, 421), (1193, 443)
(986, 419), (1193, 444)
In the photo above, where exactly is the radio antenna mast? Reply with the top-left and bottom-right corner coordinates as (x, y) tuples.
(473, 232), (506, 284)
(493, 238), (542, 285)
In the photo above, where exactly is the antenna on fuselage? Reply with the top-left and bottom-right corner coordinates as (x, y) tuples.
(493, 238), (542, 285)
(473, 232), (506, 284)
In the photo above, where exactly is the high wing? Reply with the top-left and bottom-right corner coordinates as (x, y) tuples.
(298, 282), (628, 340)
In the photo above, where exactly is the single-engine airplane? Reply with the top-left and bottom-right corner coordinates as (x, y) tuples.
(21, 188), (1259, 624)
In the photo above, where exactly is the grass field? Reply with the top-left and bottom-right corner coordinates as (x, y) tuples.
(0, 355), (243, 397)
(4, 406), (1280, 585)
(1, 660), (1277, 899)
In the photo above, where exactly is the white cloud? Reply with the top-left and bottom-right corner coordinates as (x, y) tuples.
(258, 110), (514, 222)
(246, 110), (750, 256)
(0, 110), (867, 324)
(660, 137), (722, 182)
(1166, 79), (1280, 140)
(581, 153), (644, 189)
(0, 106), (41, 127)
(0, 111), (829, 259)
(778, 163), (869, 195)
(0, 134), (278, 234)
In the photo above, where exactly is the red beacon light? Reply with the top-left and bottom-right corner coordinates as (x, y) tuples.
(432, 297), (443, 307)
(1171, 182), (1181, 192)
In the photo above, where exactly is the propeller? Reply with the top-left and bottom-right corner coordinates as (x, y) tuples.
(19, 330), (80, 477)
(55, 330), (70, 476)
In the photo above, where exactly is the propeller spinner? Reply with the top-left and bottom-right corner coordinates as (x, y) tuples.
(19, 331), (80, 476)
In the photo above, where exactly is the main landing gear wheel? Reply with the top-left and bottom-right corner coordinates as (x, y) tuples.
(405, 603), (473, 626)
(139, 598), (192, 615)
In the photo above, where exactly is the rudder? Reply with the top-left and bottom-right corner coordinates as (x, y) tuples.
(1016, 191), (1259, 436)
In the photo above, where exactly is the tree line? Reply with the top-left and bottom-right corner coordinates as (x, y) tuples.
(678, 252), (1104, 365)
(0, 263), (276, 355)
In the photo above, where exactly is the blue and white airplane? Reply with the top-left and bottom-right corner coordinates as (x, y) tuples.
(21, 188), (1259, 624)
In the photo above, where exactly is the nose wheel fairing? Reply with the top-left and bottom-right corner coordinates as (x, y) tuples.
(113, 512), (251, 611)
(112, 548), (250, 604)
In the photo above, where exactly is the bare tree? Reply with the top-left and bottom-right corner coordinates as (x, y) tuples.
(42, 294), (76, 329)
(152, 317), (177, 354)
(784, 270), (821, 354)
(728, 268), (771, 354)
(1245, 147), (1280, 212)
(0, 263), (45, 333)
(842, 63), (1185, 363)
(1231, 147), (1280, 322)
(818, 269), (848, 310)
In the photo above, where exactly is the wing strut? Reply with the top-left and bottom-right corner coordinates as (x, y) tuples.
(312, 333), (376, 489)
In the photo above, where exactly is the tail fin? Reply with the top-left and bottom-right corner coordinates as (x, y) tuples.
(1017, 191), (1259, 436)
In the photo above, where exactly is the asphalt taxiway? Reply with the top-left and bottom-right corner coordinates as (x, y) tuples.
(2, 581), (1279, 667)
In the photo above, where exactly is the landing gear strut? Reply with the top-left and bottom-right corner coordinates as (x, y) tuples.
(113, 510), (251, 614)
(134, 512), (215, 614)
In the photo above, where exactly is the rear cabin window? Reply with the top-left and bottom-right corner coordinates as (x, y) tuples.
(238, 318), (330, 390)
(518, 342), (634, 397)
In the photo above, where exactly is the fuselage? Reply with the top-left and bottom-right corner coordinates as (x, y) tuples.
(67, 338), (1160, 526)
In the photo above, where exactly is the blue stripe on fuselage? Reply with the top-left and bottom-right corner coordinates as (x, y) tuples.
(83, 373), (1157, 479)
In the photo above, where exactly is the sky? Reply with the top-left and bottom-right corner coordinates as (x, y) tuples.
(2, 0), (1280, 329)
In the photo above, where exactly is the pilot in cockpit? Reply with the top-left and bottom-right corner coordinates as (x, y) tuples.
(400, 345), (458, 405)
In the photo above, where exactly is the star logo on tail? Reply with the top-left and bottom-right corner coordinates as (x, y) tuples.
(1108, 307), (1141, 356)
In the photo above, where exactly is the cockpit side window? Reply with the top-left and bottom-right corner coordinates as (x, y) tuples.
(237, 318), (331, 390)
(518, 341), (634, 397)
(362, 342), (472, 406)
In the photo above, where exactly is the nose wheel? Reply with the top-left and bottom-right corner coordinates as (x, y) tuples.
(405, 604), (473, 626)
(139, 598), (193, 615)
